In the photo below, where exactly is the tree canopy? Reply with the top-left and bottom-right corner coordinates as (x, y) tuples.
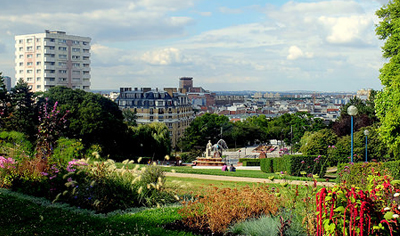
(39, 86), (133, 158)
(374, 0), (400, 156)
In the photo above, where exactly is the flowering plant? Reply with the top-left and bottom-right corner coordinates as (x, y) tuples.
(316, 172), (400, 236)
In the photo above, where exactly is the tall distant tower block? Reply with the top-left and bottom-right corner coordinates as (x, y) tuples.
(15, 30), (91, 92)
(179, 77), (193, 93)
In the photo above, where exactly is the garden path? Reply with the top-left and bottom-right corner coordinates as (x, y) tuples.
(165, 172), (335, 187)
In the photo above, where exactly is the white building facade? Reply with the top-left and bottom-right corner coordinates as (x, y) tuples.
(15, 30), (91, 92)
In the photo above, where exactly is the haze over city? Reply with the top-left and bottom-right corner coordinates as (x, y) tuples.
(0, 0), (389, 92)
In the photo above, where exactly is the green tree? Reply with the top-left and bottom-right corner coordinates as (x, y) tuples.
(40, 86), (132, 159)
(130, 122), (171, 159)
(180, 113), (230, 151)
(0, 73), (12, 130)
(122, 109), (137, 127)
(374, 0), (400, 156)
(8, 79), (37, 139)
(299, 129), (338, 157)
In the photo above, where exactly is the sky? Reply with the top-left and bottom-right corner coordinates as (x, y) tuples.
(0, 0), (390, 92)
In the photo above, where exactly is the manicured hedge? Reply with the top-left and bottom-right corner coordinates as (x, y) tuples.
(239, 158), (261, 166)
(260, 155), (327, 177)
(337, 161), (400, 187)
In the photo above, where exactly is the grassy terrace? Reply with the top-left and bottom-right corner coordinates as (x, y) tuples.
(1, 164), (324, 236)
(0, 189), (193, 236)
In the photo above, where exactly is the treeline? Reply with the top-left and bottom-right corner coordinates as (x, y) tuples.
(179, 95), (392, 165)
(0, 76), (171, 161)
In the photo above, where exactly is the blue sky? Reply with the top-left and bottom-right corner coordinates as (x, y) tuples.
(0, 0), (390, 92)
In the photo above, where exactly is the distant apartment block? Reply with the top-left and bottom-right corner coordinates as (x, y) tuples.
(116, 87), (195, 147)
(15, 30), (91, 92)
(2, 76), (12, 91)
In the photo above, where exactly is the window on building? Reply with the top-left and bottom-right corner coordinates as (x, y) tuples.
(19, 62), (23, 66)
(72, 63), (80, 67)
(27, 62), (33, 66)
(72, 55), (80, 60)
(46, 78), (55, 82)
(26, 39), (32, 43)
(59, 70), (67, 74)
(19, 55), (23, 59)
(19, 70), (23, 74)
(83, 86), (89, 90)
(82, 41), (89, 45)
(18, 39), (23, 44)
(58, 62), (66, 66)
(27, 54), (33, 58)
(26, 46), (33, 51)
(36, 38), (41, 43)
(150, 108), (154, 114)
(72, 48), (80, 52)
(36, 46), (41, 50)
(59, 46), (67, 51)
(83, 49), (90, 53)
(59, 78), (67, 82)
(83, 63), (89, 67)
(37, 85), (41, 89)
(27, 70), (33, 74)
(72, 70), (80, 75)
(58, 39), (66, 44)
(36, 69), (41, 74)
(73, 40), (79, 45)
(27, 77), (33, 82)
(36, 61), (41, 66)
(83, 56), (89, 60)
(37, 77), (41, 81)
(36, 53), (41, 58)
(19, 47), (23, 51)
(49, 38), (55, 42)
(59, 54), (67, 59)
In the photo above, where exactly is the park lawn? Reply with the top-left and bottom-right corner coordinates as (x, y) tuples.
(0, 174), (321, 236)
(0, 189), (193, 236)
(160, 165), (329, 182)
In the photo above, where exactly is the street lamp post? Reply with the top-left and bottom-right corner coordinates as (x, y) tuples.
(364, 129), (369, 162)
(347, 105), (358, 163)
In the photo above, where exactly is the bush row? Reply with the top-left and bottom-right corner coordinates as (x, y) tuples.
(260, 155), (327, 177)
(337, 160), (400, 187)
(238, 158), (261, 166)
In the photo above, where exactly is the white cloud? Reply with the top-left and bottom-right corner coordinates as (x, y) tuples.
(319, 15), (372, 44)
(287, 46), (313, 60)
(141, 48), (192, 65)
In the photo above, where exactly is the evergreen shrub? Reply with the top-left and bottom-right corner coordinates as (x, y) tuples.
(260, 155), (327, 177)
(337, 160), (400, 187)
(239, 158), (261, 166)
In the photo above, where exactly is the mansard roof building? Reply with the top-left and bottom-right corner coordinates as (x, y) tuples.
(116, 87), (195, 147)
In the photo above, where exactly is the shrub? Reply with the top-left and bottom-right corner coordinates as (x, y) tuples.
(239, 158), (261, 166)
(55, 159), (178, 213)
(51, 138), (85, 166)
(260, 155), (327, 178)
(337, 161), (400, 188)
(260, 158), (273, 173)
(315, 173), (400, 236)
(178, 185), (280, 234)
(0, 131), (33, 159)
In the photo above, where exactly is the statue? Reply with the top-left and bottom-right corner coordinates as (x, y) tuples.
(206, 140), (212, 158)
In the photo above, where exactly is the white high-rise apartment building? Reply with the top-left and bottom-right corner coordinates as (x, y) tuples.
(15, 30), (91, 92)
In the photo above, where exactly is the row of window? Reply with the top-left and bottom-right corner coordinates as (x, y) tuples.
(18, 38), (89, 46)
(18, 69), (88, 75)
(23, 77), (84, 82)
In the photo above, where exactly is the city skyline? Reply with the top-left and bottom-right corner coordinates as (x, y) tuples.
(0, 0), (389, 92)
